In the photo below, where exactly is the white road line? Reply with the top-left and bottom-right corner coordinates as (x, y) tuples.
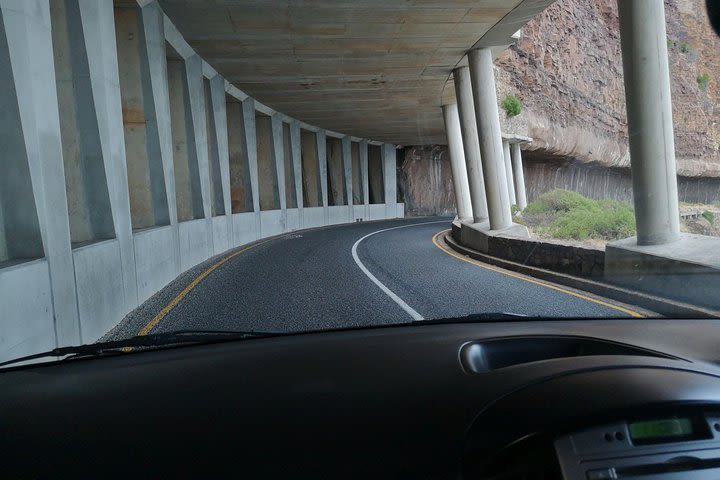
(351, 220), (448, 321)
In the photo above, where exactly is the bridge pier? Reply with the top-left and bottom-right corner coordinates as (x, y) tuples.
(452, 66), (488, 223)
(502, 139), (516, 206)
(442, 104), (473, 222)
(510, 142), (527, 211)
(604, 0), (720, 308)
(467, 48), (513, 232)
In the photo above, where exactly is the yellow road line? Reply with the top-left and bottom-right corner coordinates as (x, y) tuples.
(431, 230), (644, 318)
(134, 238), (274, 338)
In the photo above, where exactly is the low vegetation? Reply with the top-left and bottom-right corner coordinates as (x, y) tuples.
(501, 94), (522, 118)
(697, 72), (710, 90)
(702, 210), (715, 225)
(522, 189), (636, 241)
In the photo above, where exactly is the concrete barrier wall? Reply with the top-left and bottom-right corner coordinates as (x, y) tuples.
(304, 207), (326, 228)
(454, 226), (605, 278)
(134, 225), (178, 304)
(0, 0), (404, 361)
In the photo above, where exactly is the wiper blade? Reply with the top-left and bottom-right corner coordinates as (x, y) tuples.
(0, 329), (281, 369)
(423, 312), (530, 324)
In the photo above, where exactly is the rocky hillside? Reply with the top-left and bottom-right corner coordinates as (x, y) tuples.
(399, 0), (720, 216)
(495, 0), (720, 177)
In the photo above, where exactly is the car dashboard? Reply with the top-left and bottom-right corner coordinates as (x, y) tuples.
(1, 319), (720, 479)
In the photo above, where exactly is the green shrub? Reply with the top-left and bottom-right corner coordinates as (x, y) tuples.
(698, 72), (710, 90)
(501, 94), (522, 118)
(547, 201), (635, 240)
(524, 189), (636, 240)
(524, 189), (594, 215)
(680, 42), (691, 53)
(702, 210), (715, 224)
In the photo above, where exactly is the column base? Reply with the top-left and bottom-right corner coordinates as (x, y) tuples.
(605, 233), (720, 310)
(458, 220), (529, 255)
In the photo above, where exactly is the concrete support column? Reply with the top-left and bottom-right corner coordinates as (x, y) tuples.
(270, 114), (286, 234)
(78, 0), (138, 312)
(241, 98), (261, 233)
(441, 104), (473, 221)
(289, 121), (303, 227)
(315, 129), (329, 222)
(617, 0), (680, 246)
(342, 136), (353, 222)
(382, 143), (397, 218)
(359, 140), (369, 219)
(452, 66), (488, 222)
(1, 0), (81, 346)
(467, 48), (512, 231)
(185, 55), (213, 252)
(139, 0), (181, 265)
(210, 75), (233, 243)
(511, 143), (527, 210)
(502, 139), (516, 205)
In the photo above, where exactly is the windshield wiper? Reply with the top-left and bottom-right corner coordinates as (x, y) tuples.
(0, 329), (282, 370)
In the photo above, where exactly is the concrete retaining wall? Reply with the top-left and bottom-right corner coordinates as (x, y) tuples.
(0, 0), (403, 362)
(134, 225), (178, 304)
(304, 207), (326, 228)
(453, 227), (605, 278)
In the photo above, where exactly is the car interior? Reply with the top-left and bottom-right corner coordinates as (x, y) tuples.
(2, 319), (720, 478)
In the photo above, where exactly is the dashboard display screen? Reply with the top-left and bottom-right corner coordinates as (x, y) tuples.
(628, 418), (694, 444)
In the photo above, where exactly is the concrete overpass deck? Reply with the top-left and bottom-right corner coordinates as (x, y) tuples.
(158, 0), (552, 145)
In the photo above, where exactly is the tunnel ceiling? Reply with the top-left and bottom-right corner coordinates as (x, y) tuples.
(158, 0), (551, 146)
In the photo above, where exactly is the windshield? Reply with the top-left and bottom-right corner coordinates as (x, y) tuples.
(0, 0), (718, 366)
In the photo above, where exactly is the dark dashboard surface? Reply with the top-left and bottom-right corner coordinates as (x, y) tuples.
(2, 320), (720, 479)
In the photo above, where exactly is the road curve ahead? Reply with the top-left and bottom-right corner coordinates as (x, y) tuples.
(109, 217), (642, 339)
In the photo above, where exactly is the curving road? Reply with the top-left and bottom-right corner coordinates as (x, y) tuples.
(109, 217), (641, 339)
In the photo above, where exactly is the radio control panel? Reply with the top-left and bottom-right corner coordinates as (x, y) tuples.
(556, 412), (720, 479)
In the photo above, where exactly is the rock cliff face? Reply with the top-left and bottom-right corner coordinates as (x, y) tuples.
(398, 146), (456, 217)
(495, 0), (720, 177)
(399, 0), (720, 215)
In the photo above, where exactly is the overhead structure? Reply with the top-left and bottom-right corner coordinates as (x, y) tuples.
(158, 0), (556, 145)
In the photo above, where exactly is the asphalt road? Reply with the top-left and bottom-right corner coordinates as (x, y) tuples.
(108, 217), (639, 339)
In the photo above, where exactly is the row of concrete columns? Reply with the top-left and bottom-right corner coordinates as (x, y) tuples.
(442, 48), (528, 231)
(445, 0), (681, 248)
(0, 0), (403, 357)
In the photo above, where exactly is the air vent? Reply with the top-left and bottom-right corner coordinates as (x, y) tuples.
(460, 336), (683, 374)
